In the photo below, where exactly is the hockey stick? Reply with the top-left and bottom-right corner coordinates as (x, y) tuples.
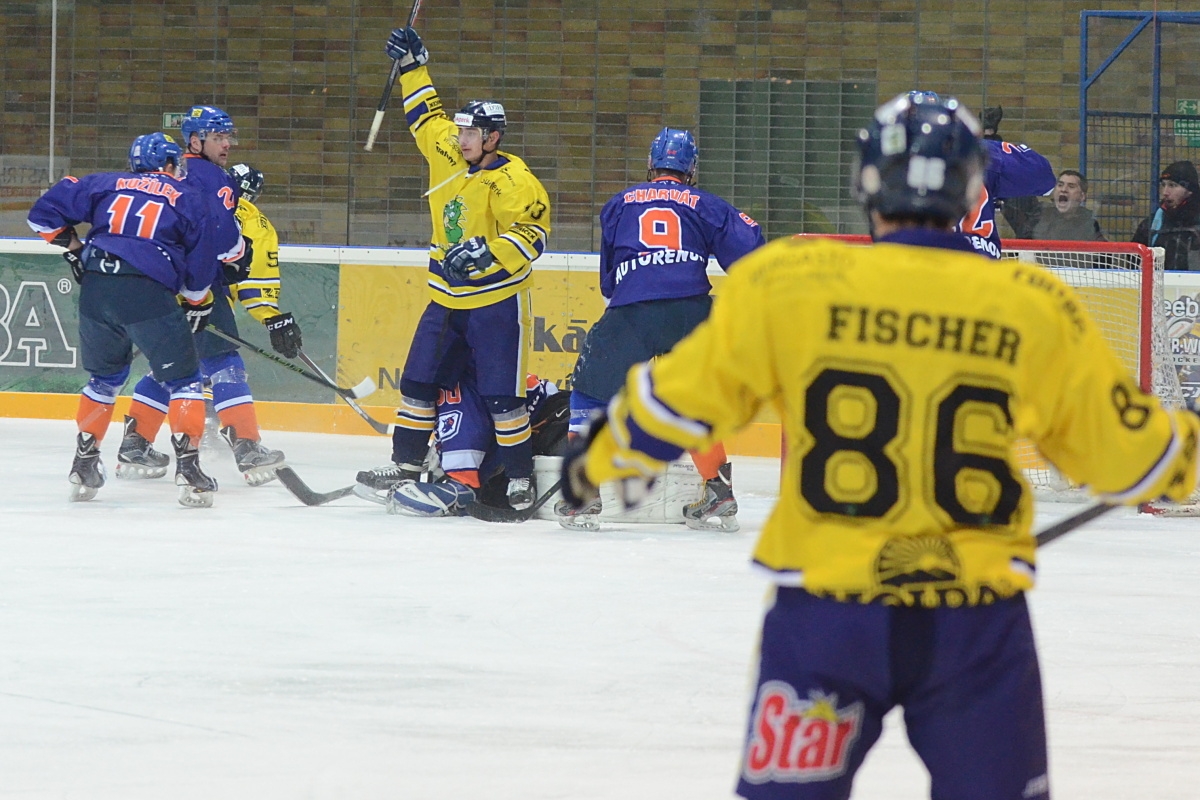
(364, 0), (424, 151)
(1034, 501), (1116, 548)
(294, 349), (396, 436)
(276, 466), (356, 506)
(464, 479), (562, 523)
(204, 326), (376, 400)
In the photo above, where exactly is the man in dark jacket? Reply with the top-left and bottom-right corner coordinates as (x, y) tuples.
(1133, 160), (1200, 271)
(1033, 170), (1106, 241)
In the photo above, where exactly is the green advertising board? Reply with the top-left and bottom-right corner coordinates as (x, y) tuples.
(0, 246), (340, 402)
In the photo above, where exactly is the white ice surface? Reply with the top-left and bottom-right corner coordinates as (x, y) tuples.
(0, 417), (1197, 799)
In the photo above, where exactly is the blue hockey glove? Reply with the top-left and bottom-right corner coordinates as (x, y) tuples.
(559, 411), (658, 512)
(442, 236), (494, 282)
(559, 416), (603, 511)
(385, 27), (429, 74)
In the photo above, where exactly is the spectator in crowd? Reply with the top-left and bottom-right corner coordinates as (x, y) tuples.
(1033, 170), (1106, 241)
(981, 105), (1043, 239)
(1133, 160), (1200, 271)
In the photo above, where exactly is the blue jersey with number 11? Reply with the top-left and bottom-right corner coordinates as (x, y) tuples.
(599, 176), (765, 307)
(27, 171), (218, 297)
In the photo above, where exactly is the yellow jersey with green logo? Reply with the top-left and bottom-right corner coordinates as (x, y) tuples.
(399, 66), (551, 309)
(583, 234), (1200, 606)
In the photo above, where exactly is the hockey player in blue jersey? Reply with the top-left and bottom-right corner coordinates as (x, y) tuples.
(378, 372), (569, 517)
(557, 127), (765, 531)
(120, 105), (291, 486)
(27, 133), (221, 507)
(907, 92), (1056, 257)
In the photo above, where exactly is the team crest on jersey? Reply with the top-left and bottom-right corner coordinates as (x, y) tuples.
(438, 410), (463, 441)
(444, 196), (466, 244)
(742, 682), (862, 784)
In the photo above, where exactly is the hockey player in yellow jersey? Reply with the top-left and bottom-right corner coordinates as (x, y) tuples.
(356, 25), (552, 513)
(225, 164), (293, 341)
(560, 94), (1200, 800)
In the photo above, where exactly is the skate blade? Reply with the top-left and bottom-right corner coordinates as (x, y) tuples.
(683, 514), (740, 532)
(177, 485), (214, 508)
(556, 513), (600, 532)
(116, 462), (168, 480)
(241, 464), (283, 487)
(68, 481), (99, 502)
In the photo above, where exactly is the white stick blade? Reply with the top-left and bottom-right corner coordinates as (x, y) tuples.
(350, 376), (377, 399)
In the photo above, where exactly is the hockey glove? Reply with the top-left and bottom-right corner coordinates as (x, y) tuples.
(264, 312), (303, 359)
(222, 235), (254, 285)
(62, 248), (85, 284)
(179, 291), (215, 334)
(48, 225), (78, 249)
(442, 236), (494, 282)
(386, 27), (429, 74)
(562, 410), (662, 511)
(559, 417), (603, 512)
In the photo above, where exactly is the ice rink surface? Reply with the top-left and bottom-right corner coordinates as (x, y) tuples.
(1, 417), (1197, 799)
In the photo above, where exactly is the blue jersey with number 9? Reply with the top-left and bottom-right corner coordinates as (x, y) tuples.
(598, 176), (765, 307)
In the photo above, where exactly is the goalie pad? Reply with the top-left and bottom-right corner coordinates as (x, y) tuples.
(533, 455), (704, 525)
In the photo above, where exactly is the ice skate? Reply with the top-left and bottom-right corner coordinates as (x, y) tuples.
(682, 462), (739, 532)
(354, 461), (425, 503)
(554, 496), (602, 532)
(68, 432), (106, 502)
(220, 426), (285, 486)
(171, 433), (217, 508)
(506, 477), (535, 511)
(116, 415), (169, 479)
(387, 477), (476, 517)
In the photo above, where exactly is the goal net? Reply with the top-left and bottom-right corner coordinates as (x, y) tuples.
(1001, 240), (1198, 515)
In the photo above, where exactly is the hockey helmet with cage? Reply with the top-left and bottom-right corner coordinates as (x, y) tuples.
(181, 105), (238, 145)
(228, 163), (264, 203)
(647, 127), (698, 180)
(454, 101), (507, 136)
(128, 132), (185, 176)
(853, 94), (985, 225)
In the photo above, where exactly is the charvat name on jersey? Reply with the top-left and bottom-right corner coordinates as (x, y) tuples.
(622, 187), (700, 208)
(614, 249), (706, 284)
(114, 176), (182, 206)
(828, 304), (1021, 365)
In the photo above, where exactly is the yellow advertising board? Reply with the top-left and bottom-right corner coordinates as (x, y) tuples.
(336, 254), (610, 406)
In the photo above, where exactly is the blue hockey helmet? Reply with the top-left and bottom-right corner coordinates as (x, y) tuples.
(907, 89), (942, 105)
(454, 100), (507, 135)
(853, 94), (985, 224)
(128, 132), (185, 176)
(647, 127), (698, 180)
(228, 163), (264, 202)
(181, 104), (238, 145)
